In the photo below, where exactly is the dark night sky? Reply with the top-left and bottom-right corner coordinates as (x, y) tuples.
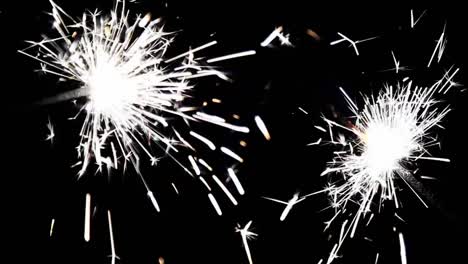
(1, 1), (467, 264)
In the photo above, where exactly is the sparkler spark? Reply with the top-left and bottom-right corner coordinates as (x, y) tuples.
(319, 67), (458, 261)
(330, 33), (378, 56)
(236, 221), (257, 264)
(263, 190), (326, 221)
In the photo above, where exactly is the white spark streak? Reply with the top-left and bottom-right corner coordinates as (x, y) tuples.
(46, 117), (55, 142)
(410, 9), (426, 28)
(220, 146), (244, 163)
(190, 131), (216, 150)
(263, 190), (325, 221)
(236, 221), (257, 264)
(188, 155), (201, 175)
(330, 33), (377, 56)
(213, 175), (238, 205)
(208, 193), (222, 216)
(84, 193), (91, 242)
(199, 177), (212, 191)
(398, 232), (407, 264)
(171, 182), (180, 195)
(165, 40), (217, 63)
(107, 210), (117, 264)
(207, 50), (257, 63)
(428, 25), (447, 67)
(20, 2), (250, 208)
(227, 168), (245, 195)
(261, 27), (284, 47)
(147, 191), (161, 212)
(50, 218), (55, 237)
(254, 115), (271, 141)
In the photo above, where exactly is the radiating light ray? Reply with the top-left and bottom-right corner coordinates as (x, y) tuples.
(236, 221), (257, 264)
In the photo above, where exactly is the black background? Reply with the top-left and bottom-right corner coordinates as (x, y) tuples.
(1, 1), (467, 264)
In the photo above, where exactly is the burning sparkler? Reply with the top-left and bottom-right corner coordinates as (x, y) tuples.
(236, 220), (257, 264)
(318, 68), (458, 262)
(20, 0), (253, 214)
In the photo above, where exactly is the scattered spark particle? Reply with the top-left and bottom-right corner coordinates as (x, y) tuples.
(374, 253), (380, 264)
(165, 40), (217, 63)
(307, 138), (322, 146)
(236, 221), (257, 264)
(410, 9), (427, 28)
(254, 115), (271, 141)
(147, 191), (160, 212)
(207, 50), (257, 63)
(198, 158), (213, 171)
(50, 218), (55, 237)
(211, 98), (222, 103)
(188, 155), (201, 175)
(263, 190), (326, 221)
(212, 175), (238, 205)
(315, 126), (327, 133)
(330, 33), (377, 56)
(107, 210), (117, 264)
(84, 193), (91, 242)
(398, 233), (407, 264)
(428, 25), (447, 67)
(208, 193), (222, 216)
(227, 168), (245, 195)
(171, 183), (180, 195)
(420, 175), (437, 180)
(199, 176), (212, 191)
(190, 131), (217, 150)
(240, 140), (248, 147)
(261, 26), (284, 47)
(220, 146), (244, 163)
(298, 107), (309, 114)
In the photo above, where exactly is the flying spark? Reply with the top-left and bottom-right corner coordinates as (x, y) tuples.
(320, 67), (458, 261)
(20, 0), (251, 213)
(236, 221), (257, 264)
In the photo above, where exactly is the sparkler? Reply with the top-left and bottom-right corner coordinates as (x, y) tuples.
(318, 68), (458, 262)
(20, 0), (252, 214)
